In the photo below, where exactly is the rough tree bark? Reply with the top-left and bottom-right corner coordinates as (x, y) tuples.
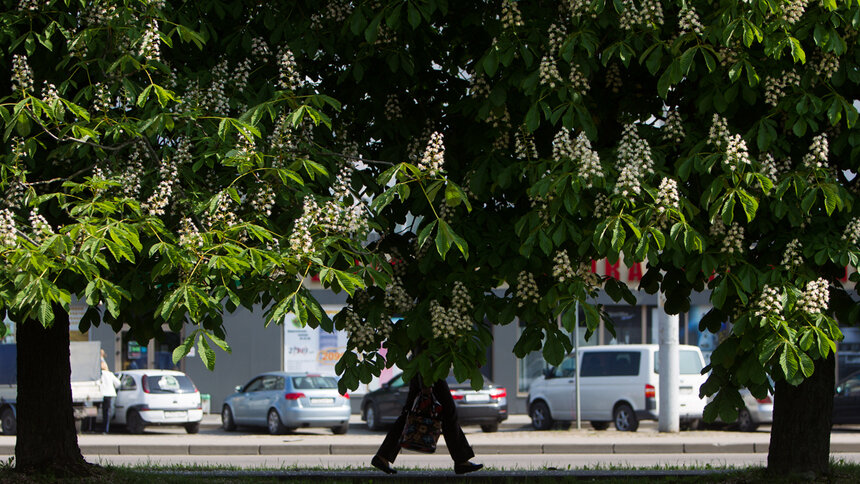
(14, 306), (94, 476)
(767, 354), (835, 477)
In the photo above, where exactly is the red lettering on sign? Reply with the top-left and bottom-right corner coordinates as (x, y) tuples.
(627, 263), (643, 281)
(605, 260), (621, 280)
(840, 266), (848, 282)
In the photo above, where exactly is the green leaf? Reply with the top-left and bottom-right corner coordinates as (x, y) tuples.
(435, 219), (454, 259)
(172, 333), (196, 364)
(197, 336), (217, 371)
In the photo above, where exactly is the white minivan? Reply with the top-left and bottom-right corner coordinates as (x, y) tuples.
(527, 344), (707, 431)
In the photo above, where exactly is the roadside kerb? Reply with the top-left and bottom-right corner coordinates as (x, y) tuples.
(473, 443), (542, 454)
(683, 442), (756, 453)
(613, 443), (684, 454)
(117, 445), (189, 455)
(542, 443), (614, 454)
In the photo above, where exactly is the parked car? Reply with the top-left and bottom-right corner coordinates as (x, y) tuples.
(361, 373), (508, 432)
(111, 369), (203, 434)
(222, 372), (350, 435)
(527, 344), (708, 431)
(707, 387), (773, 432)
(833, 371), (860, 424)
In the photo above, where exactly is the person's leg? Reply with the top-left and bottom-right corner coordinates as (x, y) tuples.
(432, 380), (475, 463)
(103, 397), (112, 433)
(374, 377), (420, 467)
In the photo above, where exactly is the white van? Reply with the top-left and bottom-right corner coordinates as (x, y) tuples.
(527, 344), (707, 431)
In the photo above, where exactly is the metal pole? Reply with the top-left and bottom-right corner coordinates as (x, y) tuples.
(658, 293), (680, 432)
(574, 301), (581, 430)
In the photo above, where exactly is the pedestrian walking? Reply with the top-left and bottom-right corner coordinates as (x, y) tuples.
(99, 349), (121, 433)
(371, 372), (482, 475)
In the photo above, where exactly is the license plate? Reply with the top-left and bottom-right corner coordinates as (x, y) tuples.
(679, 386), (693, 394)
(311, 397), (335, 405)
(464, 394), (490, 403)
(164, 410), (186, 418)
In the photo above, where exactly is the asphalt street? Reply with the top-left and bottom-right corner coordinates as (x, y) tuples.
(4, 414), (860, 472)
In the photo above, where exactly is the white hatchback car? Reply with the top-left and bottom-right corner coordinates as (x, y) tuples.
(112, 369), (203, 434)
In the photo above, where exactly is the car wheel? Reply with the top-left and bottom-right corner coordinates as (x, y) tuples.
(1, 408), (16, 435)
(331, 423), (349, 435)
(530, 401), (553, 431)
(221, 405), (236, 431)
(365, 402), (381, 431)
(480, 423), (499, 433)
(613, 403), (638, 432)
(590, 421), (609, 431)
(185, 422), (200, 434)
(737, 408), (758, 432)
(126, 409), (145, 434)
(267, 409), (286, 435)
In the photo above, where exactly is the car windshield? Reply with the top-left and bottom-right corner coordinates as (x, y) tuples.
(654, 350), (704, 375)
(142, 374), (196, 394)
(292, 376), (337, 389)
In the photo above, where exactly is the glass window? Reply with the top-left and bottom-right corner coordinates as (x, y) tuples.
(581, 351), (641, 377)
(554, 356), (577, 378)
(602, 306), (643, 345)
(244, 377), (265, 393)
(655, 350), (704, 375)
(142, 374), (196, 394)
(387, 374), (405, 389)
(291, 375), (338, 389)
(119, 374), (136, 391)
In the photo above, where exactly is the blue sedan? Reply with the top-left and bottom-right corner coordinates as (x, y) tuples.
(221, 372), (350, 435)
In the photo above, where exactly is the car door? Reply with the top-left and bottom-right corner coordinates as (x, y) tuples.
(378, 374), (410, 423)
(112, 373), (138, 424)
(246, 375), (280, 425)
(540, 356), (577, 420)
(232, 376), (265, 423)
(834, 373), (860, 424)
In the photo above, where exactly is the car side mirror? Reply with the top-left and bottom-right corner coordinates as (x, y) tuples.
(235, 385), (243, 393)
(543, 367), (554, 378)
(835, 385), (843, 395)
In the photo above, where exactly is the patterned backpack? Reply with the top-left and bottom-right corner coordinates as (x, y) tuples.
(400, 386), (443, 453)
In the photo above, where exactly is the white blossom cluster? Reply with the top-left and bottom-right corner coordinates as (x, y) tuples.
(552, 250), (574, 283)
(573, 133), (603, 187)
(178, 217), (204, 248)
(797, 278), (829, 314)
(565, 0), (592, 17)
(548, 23), (567, 55)
(516, 271), (541, 307)
(289, 196), (318, 256)
(42, 81), (60, 104)
(707, 114), (729, 149)
(539, 55), (562, 88)
(678, 7), (704, 36)
(205, 191), (239, 230)
(577, 262), (600, 288)
(430, 300), (472, 340)
(487, 108), (511, 151)
(82, 1), (115, 24)
(331, 162), (355, 200)
(344, 309), (388, 352)
(663, 108), (685, 143)
(29, 208), (53, 243)
(759, 153), (779, 180)
(763, 71), (800, 107)
(719, 46), (739, 68)
(569, 65), (589, 95)
(94, 84), (113, 112)
(202, 59), (231, 114)
(802, 133), (829, 170)
(232, 58), (254, 105)
(418, 132), (445, 176)
(384, 277), (415, 314)
(117, 152), (145, 199)
(384, 95), (402, 120)
(374, 24), (398, 45)
(553, 129), (576, 160)
(753, 285), (782, 318)
(655, 178), (680, 213)
(17, 0), (39, 10)
(469, 73), (491, 99)
(783, 0), (809, 24)
(310, 0), (353, 29)
(452, 281), (474, 317)
(605, 63), (622, 93)
(781, 238), (802, 269)
(843, 218), (860, 244)
(816, 52), (840, 79)
(724, 134), (753, 172)
(501, 0), (525, 30)
(722, 223), (744, 254)
(11, 54), (33, 93)
(319, 199), (368, 237)
(251, 37), (270, 60)
(268, 115), (298, 165)
(0, 209), (16, 247)
(138, 20), (161, 61)
(250, 184), (275, 217)
(619, 0), (664, 30)
(709, 217), (727, 238)
(515, 131), (539, 160)
(278, 49), (302, 91)
(594, 193), (611, 218)
(614, 124), (654, 198)
(407, 124), (434, 163)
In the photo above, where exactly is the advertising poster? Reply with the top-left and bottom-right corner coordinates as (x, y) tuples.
(283, 306), (348, 374)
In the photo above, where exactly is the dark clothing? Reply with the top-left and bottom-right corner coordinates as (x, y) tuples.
(102, 396), (113, 433)
(376, 376), (474, 463)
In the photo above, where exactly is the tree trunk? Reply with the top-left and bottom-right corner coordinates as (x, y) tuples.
(14, 306), (94, 476)
(767, 354), (834, 477)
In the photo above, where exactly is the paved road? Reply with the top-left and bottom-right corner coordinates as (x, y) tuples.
(4, 415), (860, 471)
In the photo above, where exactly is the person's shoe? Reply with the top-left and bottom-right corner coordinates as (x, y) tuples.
(454, 461), (483, 474)
(371, 455), (397, 474)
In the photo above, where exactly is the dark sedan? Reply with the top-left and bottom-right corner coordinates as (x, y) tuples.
(361, 373), (508, 432)
(833, 371), (860, 424)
